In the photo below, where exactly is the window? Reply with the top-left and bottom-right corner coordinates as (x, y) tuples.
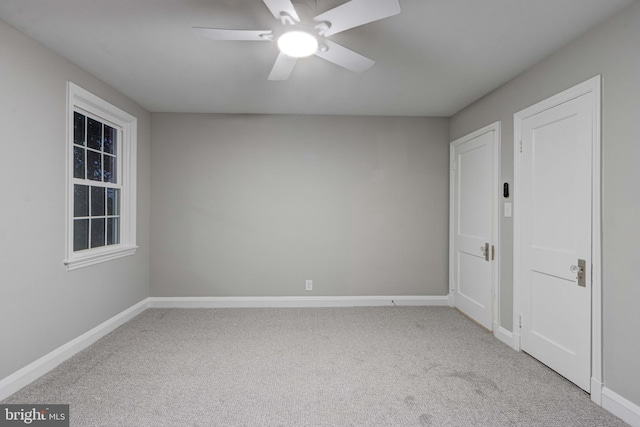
(65, 83), (137, 270)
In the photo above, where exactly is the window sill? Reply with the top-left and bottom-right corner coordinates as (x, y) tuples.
(64, 245), (138, 271)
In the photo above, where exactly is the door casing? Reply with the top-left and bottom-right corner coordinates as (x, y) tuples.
(513, 75), (602, 402)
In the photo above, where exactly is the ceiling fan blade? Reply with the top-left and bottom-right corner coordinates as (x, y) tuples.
(262, 0), (300, 22)
(314, 40), (374, 73)
(313, 0), (400, 36)
(193, 27), (273, 41)
(268, 52), (298, 80)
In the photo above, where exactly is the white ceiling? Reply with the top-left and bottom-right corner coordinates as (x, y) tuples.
(0, 0), (633, 116)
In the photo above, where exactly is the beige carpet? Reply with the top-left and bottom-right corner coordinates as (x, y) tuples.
(3, 307), (626, 426)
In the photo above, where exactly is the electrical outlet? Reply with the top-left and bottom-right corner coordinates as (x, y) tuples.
(305, 280), (313, 291)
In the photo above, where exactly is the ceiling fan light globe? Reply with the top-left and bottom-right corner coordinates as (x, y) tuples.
(277, 31), (318, 58)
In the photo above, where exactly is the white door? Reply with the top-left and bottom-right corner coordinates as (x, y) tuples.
(517, 92), (593, 391)
(450, 123), (499, 330)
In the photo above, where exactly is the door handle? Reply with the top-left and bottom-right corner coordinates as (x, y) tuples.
(481, 242), (490, 261)
(570, 259), (586, 287)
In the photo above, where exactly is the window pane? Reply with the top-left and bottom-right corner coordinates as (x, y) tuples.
(103, 154), (116, 183)
(107, 188), (120, 216)
(91, 186), (105, 216)
(104, 125), (117, 155)
(73, 146), (85, 179)
(87, 150), (102, 181)
(74, 219), (89, 251)
(74, 185), (89, 217)
(74, 112), (85, 146)
(107, 218), (120, 245)
(87, 117), (102, 150)
(91, 218), (105, 248)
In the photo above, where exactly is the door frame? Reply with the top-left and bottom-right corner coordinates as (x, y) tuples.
(449, 121), (501, 330)
(513, 75), (602, 401)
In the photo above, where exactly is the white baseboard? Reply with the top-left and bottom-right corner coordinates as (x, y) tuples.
(148, 295), (450, 308)
(447, 292), (455, 307)
(493, 324), (518, 349)
(512, 330), (522, 351)
(602, 387), (640, 426)
(591, 377), (603, 405)
(0, 298), (150, 401)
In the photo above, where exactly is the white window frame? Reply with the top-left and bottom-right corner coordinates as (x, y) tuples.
(64, 82), (137, 270)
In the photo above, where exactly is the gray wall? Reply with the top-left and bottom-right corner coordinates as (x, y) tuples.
(150, 114), (449, 297)
(450, 1), (640, 406)
(0, 20), (151, 380)
(5, 0), (638, 414)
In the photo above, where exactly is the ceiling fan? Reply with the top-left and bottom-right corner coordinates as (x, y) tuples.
(194, 0), (401, 80)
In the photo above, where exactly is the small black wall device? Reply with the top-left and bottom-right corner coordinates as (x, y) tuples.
(503, 183), (509, 198)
